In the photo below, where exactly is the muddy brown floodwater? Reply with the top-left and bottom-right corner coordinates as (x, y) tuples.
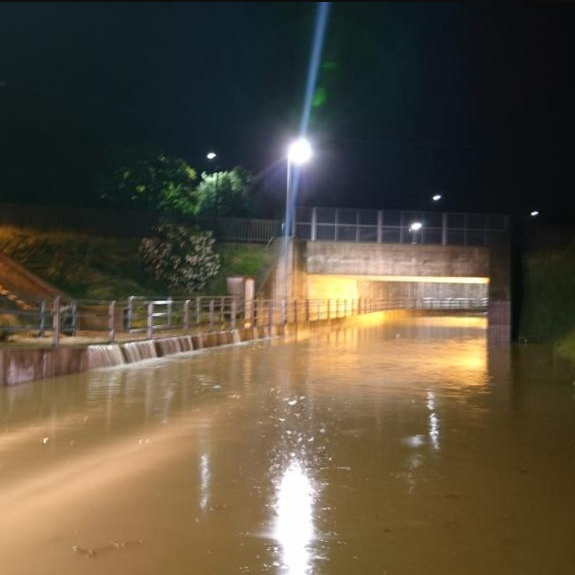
(1, 314), (575, 575)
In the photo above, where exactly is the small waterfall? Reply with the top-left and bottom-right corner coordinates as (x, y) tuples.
(121, 340), (158, 363)
(155, 337), (183, 357)
(231, 329), (241, 344)
(179, 335), (194, 352)
(87, 344), (125, 369)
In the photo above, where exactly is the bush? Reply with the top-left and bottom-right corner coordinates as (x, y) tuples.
(139, 224), (221, 291)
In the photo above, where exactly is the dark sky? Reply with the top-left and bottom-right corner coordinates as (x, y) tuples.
(1, 2), (574, 221)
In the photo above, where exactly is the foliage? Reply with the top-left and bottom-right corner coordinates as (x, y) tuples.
(555, 329), (575, 364)
(195, 167), (252, 217)
(139, 224), (221, 291)
(0, 226), (156, 299)
(519, 241), (575, 343)
(0, 226), (271, 299)
(99, 146), (198, 214)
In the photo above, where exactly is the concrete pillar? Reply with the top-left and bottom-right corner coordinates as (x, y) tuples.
(488, 236), (512, 342)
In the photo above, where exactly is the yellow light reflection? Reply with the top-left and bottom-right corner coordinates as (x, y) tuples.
(307, 275), (358, 301)
(308, 273), (489, 285)
(273, 461), (315, 575)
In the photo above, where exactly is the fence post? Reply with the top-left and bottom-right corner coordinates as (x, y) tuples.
(108, 300), (116, 343)
(268, 300), (273, 329)
(442, 212), (448, 245)
(70, 301), (78, 336)
(209, 299), (215, 331)
(126, 296), (134, 331)
(39, 300), (47, 337)
(231, 299), (237, 329)
(147, 302), (154, 339)
(52, 296), (61, 347)
(327, 299), (331, 320)
(196, 297), (201, 325)
(377, 210), (383, 243)
(167, 297), (173, 328)
(183, 299), (190, 330)
(311, 207), (317, 241)
(305, 299), (310, 322)
(281, 299), (287, 324)
(220, 297), (225, 325)
(293, 300), (298, 324)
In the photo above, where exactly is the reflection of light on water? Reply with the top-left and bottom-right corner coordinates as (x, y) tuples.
(273, 461), (315, 575)
(427, 391), (440, 451)
(199, 452), (210, 510)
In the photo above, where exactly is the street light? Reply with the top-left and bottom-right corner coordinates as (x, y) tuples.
(432, 194), (442, 202)
(288, 138), (313, 165)
(409, 221), (423, 245)
(409, 221), (423, 232)
(530, 210), (540, 217)
(285, 138), (313, 237)
(206, 151), (220, 216)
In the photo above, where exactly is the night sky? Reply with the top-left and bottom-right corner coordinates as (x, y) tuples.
(1, 2), (574, 222)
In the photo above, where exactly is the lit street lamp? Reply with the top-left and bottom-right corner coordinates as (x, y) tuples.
(432, 194), (442, 202)
(285, 138), (313, 236)
(409, 221), (423, 232)
(206, 151), (220, 216)
(530, 210), (540, 217)
(409, 221), (423, 244)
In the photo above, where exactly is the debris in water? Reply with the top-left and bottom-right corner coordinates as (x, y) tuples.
(72, 540), (143, 559)
(42, 437), (49, 445)
(287, 399), (298, 406)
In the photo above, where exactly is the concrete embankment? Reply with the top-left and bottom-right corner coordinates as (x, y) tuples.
(1, 312), (409, 386)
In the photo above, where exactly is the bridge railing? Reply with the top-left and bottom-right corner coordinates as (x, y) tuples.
(294, 207), (508, 246)
(0, 295), (488, 347)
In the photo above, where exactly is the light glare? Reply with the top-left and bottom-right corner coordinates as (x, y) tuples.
(287, 139), (313, 165)
(409, 222), (423, 232)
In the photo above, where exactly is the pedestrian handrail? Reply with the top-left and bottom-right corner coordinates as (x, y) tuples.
(0, 294), (488, 346)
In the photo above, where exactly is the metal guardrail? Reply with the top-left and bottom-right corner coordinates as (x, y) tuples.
(0, 295), (488, 346)
(294, 207), (509, 246)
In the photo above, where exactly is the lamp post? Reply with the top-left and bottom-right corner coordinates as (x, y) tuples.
(285, 138), (313, 237)
(409, 221), (423, 245)
(206, 151), (219, 217)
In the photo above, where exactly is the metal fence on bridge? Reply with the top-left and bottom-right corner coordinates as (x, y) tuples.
(295, 207), (509, 246)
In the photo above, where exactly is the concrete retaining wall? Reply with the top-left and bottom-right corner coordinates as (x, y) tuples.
(0, 324), (295, 386)
(306, 241), (490, 278)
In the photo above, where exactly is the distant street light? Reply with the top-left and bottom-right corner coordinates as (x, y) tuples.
(530, 210), (540, 217)
(432, 194), (442, 202)
(285, 138), (313, 236)
(206, 152), (220, 216)
(409, 221), (423, 245)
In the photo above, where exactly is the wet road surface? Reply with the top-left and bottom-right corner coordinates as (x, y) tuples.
(1, 315), (575, 574)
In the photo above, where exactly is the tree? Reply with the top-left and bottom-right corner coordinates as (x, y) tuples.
(195, 167), (252, 217)
(139, 224), (221, 291)
(99, 146), (198, 214)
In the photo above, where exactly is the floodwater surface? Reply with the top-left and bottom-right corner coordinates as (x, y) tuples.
(1, 315), (575, 575)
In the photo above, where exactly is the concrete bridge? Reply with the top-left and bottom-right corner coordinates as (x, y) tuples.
(265, 207), (511, 341)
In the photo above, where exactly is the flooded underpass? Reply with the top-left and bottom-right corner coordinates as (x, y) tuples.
(1, 314), (575, 575)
